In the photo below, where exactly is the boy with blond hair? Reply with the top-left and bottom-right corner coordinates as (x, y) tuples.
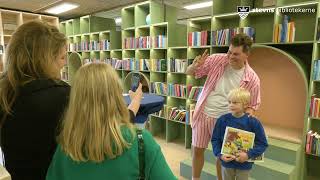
(211, 88), (268, 180)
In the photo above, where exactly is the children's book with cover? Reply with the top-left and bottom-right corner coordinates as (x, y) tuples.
(221, 127), (264, 162)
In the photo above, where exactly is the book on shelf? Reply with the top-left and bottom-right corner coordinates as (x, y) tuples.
(309, 94), (320, 118)
(103, 58), (123, 69)
(317, 18), (320, 41)
(152, 35), (166, 48)
(313, 60), (320, 81)
(187, 103), (196, 125)
(167, 58), (188, 73)
(222, 127), (263, 162)
(188, 86), (203, 100)
(122, 58), (150, 71)
(123, 37), (135, 49)
(274, 15), (295, 43)
(150, 82), (167, 95)
(136, 36), (151, 49)
(3, 23), (17, 31)
(305, 130), (320, 156)
(164, 105), (187, 122)
(151, 59), (167, 71)
(212, 27), (255, 46)
(188, 31), (211, 46)
(168, 83), (187, 98)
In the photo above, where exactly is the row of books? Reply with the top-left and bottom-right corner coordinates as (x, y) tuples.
(274, 15), (295, 43)
(212, 27), (255, 45)
(167, 58), (190, 73)
(150, 59), (167, 72)
(306, 130), (320, 156)
(153, 104), (196, 125)
(188, 86), (203, 100)
(104, 58), (122, 69)
(68, 40), (111, 51)
(123, 36), (167, 49)
(167, 84), (188, 98)
(136, 36), (151, 49)
(150, 82), (167, 95)
(153, 35), (167, 48)
(123, 37), (135, 49)
(150, 82), (203, 100)
(313, 60), (320, 81)
(309, 95), (320, 118)
(188, 31), (211, 46)
(122, 58), (150, 71)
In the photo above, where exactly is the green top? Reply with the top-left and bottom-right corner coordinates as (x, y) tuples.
(46, 128), (177, 180)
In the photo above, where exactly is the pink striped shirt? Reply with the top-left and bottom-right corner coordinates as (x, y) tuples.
(193, 53), (261, 123)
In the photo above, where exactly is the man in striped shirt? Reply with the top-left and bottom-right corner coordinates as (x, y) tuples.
(186, 34), (261, 180)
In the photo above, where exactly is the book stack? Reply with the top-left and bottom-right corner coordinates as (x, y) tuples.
(168, 84), (187, 98)
(306, 130), (320, 156)
(274, 15), (295, 43)
(150, 59), (167, 72)
(150, 82), (167, 95)
(123, 37), (135, 49)
(212, 27), (255, 45)
(152, 35), (167, 48)
(188, 31), (211, 46)
(136, 36), (151, 49)
(167, 58), (189, 73)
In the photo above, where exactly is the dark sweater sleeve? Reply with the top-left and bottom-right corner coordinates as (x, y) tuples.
(211, 117), (223, 158)
(129, 109), (135, 123)
(247, 119), (268, 159)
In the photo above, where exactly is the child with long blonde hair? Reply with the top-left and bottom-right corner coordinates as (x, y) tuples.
(46, 63), (176, 180)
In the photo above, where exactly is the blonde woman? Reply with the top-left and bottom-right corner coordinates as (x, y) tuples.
(0, 20), (70, 180)
(46, 63), (176, 180)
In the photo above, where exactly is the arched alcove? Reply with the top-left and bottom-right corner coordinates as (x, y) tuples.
(248, 45), (308, 143)
(123, 72), (150, 93)
(68, 52), (82, 84)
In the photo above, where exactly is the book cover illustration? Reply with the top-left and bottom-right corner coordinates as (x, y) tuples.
(221, 127), (255, 158)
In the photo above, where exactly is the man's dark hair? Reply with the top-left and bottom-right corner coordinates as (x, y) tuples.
(230, 34), (253, 53)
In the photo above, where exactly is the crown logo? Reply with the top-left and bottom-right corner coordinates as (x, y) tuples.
(237, 6), (250, 19)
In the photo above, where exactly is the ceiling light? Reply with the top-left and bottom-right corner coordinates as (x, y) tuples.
(184, 1), (212, 10)
(45, 2), (79, 15)
(115, 17), (122, 25)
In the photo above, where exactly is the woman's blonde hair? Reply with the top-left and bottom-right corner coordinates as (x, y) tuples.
(0, 20), (67, 117)
(59, 63), (134, 162)
(228, 88), (251, 105)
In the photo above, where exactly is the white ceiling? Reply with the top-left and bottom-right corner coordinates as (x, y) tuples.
(0, 0), (211, 21)
(94, 0), (212, 23)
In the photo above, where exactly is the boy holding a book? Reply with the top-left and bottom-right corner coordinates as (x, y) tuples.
(211, 88), (268, 180)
